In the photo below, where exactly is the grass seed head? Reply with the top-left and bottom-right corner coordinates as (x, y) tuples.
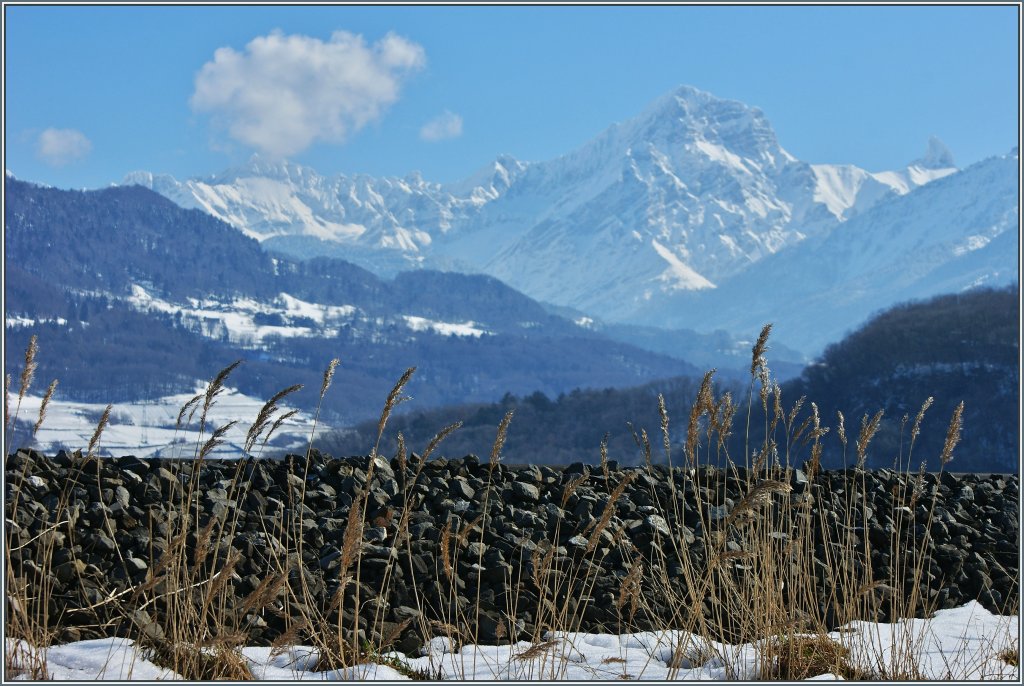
(200, 420), (239, 459)
(750, 324), (772, 377)
(855, 410), (884, 468)
(600, 432), (610, 482)
(422, 421), (462, 462)
(176, 392), (203, 429)
(587, 472), (635, 553)
(4, 373), (11, 429)
(727, 478), (791, 524)
(33, 379), (58, 436)
(939, 401), (964, 466)
(397, 432), (407, 473)
(835, 410), (847, 447)
(490, 410), (514, 467)
(203, 360), (243, 418)
(439, 520), (454, 580)
(378, 367), (416, 438)
(264, 409), (300, 448)
(86, 404), (112, 460)
(17, 335), (38, 401)
(246, 384), (303, 453)
(320, 358), (340, 399)
(659, 393), (672, 461)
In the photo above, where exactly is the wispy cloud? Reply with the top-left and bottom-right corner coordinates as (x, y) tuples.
(36, 128), (92, 167)
(420, 110), (463, 142)
(191, 30), (425, 158)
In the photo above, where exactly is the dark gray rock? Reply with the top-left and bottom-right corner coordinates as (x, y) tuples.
(511, 481), (541, 502)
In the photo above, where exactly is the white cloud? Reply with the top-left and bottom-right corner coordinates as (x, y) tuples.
(420, 110), (463, 142)
(36, 128), (92, 166)
(190, 30), (425, 158)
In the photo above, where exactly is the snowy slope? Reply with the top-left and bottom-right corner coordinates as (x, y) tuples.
(124, 156), (527, 275)
(654, 149), (1019, 353)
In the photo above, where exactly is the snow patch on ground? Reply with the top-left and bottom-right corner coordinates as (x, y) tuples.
(5, 316), (69, 328)
(6, 602), (1017, 681)
(124, 284), (355, 346)
(403, 315), (489, 338)
(8, 385), (322, 458)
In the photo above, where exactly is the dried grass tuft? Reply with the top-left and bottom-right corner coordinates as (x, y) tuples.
(855, 410), (884, 468)
(764, 634), (853, 680)
(911, 397), (934, 443)
(86, 404), (112, 460)
(176, 393), (203, 429)
(33, 380), (58, 436)
(513, 638), (560, 662)
(490, 410), (514, 467)
(17, 335), (38, 402)
(4, 372), (11, 430)
(750, 324), (771, 377)
(939, 401), (964, 466)
(320, 358), (340, 400)
(245, 384), (303, 453)
(202, 360), (243, 419)
(587, 473), (635, 553)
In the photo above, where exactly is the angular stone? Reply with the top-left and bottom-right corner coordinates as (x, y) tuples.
(450, 479), (475, 501)
(511, 481), (540, 502)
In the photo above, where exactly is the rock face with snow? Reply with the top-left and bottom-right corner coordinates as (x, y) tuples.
(654, 149), (1019, 353)
(125, 85), (1014, 355)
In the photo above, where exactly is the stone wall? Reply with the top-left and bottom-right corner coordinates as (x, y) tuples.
(4, 449), (1018, 653)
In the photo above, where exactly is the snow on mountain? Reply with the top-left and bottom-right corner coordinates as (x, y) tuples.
(654, 148), (1019, 354)
(124, 85), (1004, 354)
(124, 155), (526, 274)
(809, 142), (957, 222)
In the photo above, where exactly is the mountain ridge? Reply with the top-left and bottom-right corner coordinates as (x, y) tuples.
(114, 83), (1010, 358)
(5, 175), (744, 427)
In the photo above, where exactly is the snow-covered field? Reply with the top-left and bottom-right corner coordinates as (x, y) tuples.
(7, 602), (1018, 681)
(126, 284), (357, 345)
(7, 385), (326, 458)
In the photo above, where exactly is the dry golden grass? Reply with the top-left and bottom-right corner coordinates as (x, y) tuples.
(4, 330), (1009, 683)
(762, 633), (860, 680)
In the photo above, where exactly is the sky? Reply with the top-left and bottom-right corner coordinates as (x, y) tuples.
(3, 4), (1020, 190)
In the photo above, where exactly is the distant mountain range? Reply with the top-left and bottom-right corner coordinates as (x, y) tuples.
(122, 85), (1018, 356)
(3, 84), (1018, 459)
(4, 175), (725, 433)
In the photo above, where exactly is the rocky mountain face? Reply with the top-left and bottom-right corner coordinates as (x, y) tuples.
(120, 85), (1014, 357)
(647, 148), (1019, 353)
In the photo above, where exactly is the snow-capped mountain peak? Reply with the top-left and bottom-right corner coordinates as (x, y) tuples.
(123, 85), (1010, 354)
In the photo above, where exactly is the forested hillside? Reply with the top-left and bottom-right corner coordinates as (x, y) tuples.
(781, 286), (1019, 472)
(327, 287), (1019, 472)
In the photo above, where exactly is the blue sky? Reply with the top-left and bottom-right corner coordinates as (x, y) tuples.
(3, 4), (1019, 190)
